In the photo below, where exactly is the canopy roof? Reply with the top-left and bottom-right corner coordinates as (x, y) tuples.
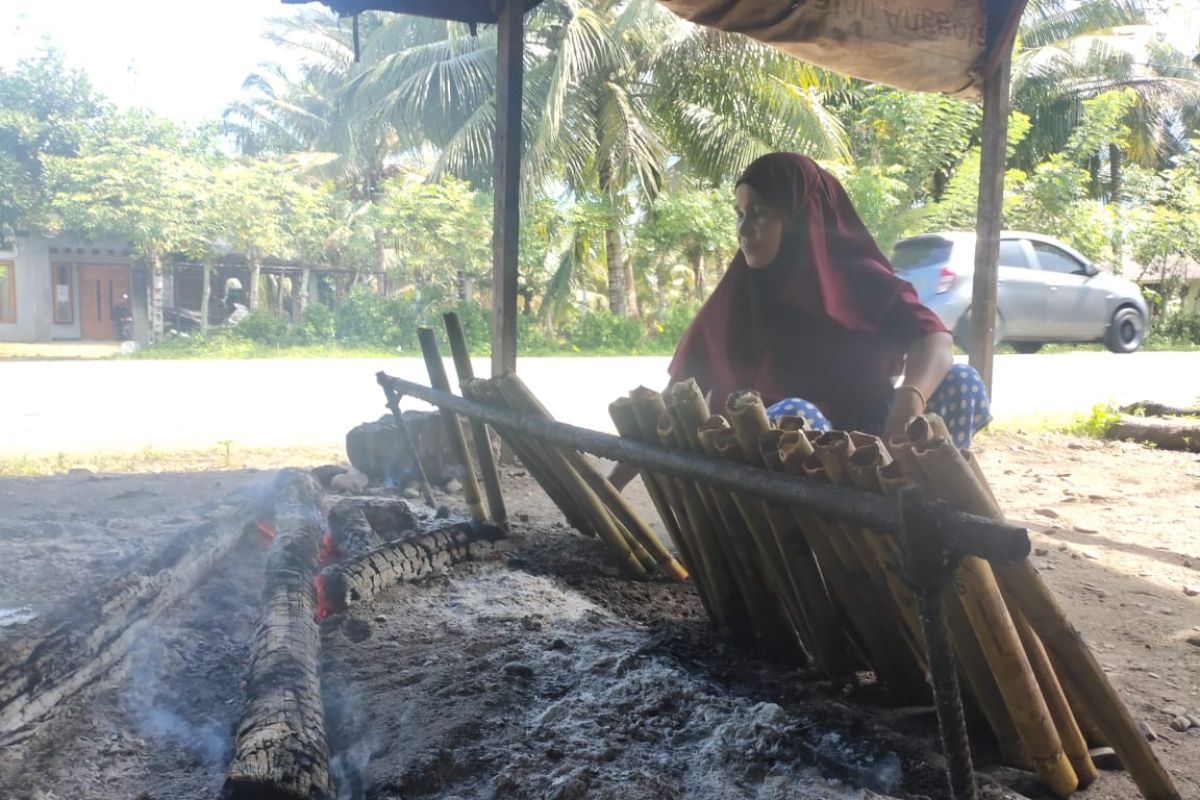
(293, 0), (1027, 98)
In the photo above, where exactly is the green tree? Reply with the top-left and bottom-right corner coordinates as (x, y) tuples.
(44, 111), (210, 340)
(0, 46), (109, 238)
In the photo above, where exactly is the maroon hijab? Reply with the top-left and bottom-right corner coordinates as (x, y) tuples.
(668, 153), (943, 428)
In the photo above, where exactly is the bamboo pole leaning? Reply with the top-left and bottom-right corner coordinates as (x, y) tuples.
(907, 430), (1177, 800)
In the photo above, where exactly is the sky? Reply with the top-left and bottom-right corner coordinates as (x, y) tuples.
(1, 0), (308, 124)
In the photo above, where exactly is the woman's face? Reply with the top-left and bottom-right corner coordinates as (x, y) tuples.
(734, 183), (785, 269)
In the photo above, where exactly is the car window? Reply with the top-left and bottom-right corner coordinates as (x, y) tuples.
(998, 239), (1029, 269)
(891, 238), (952, 272)
(1032, 241), (1085, 275)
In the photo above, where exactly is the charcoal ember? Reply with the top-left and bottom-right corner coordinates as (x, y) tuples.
(317, 521), (506, 616)
(345, 496), (419, 541)
(327, 500), (385, 558)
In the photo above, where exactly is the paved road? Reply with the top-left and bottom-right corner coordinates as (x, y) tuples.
(2, 352), (1199, 456)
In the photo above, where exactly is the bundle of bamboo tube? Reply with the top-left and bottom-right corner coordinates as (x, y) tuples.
(459, 373), (687, 582)
(606, 381), (1178, 800)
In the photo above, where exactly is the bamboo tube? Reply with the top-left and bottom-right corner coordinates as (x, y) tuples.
(609, 398), (692, 580)
(776, 415), (810, 432)
(875, 451), (1031, 771)
(493, 374), (661, 574)
(668, 384), (800, 658)
(843, 441), (930, 669)
(697, 423), (810, 662)
(466, 379), (646, 576)
(962, 449), (1001, 511)
(911, 438), (1078, 797)
(928, 439), (1179, 800)
(461, 379), (594, 537)
(725, 389), (771, 466)
(1013, 606), (1098, 787)
(656, 406), (749, 640)
(806, 433), (930, 698)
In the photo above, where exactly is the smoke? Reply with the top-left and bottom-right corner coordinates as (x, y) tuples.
(324, 682), (377, 800)
(120, 633), (231, 771)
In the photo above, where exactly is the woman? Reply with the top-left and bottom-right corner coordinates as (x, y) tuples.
(613, 153), (988, 488)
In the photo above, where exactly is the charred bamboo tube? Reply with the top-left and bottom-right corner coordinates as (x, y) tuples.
(805, 433), (929, 698)
(418, 328), (487, 522)
(495, 373), (673, 576)
(223, 470), (332, 800)
(844, 441), (930, 671)
(656, 407), (747, 639)
(724, 389), (772, 466)
(461, 378), (594, 538)
(877, 448), (1030, 770)
(757, 428), (851, 677)
(442, 312), (508, 530)
(699, 422), (812, 662)
(1012, 607), (1098, 787)
(910, 437), (1078, 797)
(920, 437), (1178, 800)
(776, 415), (810, 433)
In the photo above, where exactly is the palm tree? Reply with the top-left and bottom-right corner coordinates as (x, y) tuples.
(1012, 0), (1200, 199)
(338, 0), (847, 317)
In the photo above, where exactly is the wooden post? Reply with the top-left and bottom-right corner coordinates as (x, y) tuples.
(968, 44), (1012, 394)
(200, 261), (211, 336)
(491, 0), (523, 377)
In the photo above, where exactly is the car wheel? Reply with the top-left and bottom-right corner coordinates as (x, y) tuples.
(1105, 306), (1145, 353)
(1011, 342), (1043, 355)
(953, 313), (1004, 351)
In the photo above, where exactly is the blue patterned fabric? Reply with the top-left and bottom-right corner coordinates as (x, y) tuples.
(765, 364), (991, 447)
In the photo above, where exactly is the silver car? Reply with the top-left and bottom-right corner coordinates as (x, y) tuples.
(891, 231), (1150, 354)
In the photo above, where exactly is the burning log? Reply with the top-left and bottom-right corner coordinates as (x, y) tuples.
(332, 496), (418, 542)
(315, 521), (506, 617)
(0, 496), (257, 744)
(223, 469), (332, 800)
(325, 500), (385, 561)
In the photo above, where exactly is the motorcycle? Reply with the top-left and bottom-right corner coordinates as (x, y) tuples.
(112, 294), (134, 341)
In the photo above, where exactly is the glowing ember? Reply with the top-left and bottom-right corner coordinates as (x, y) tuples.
(314, 575), (331, 621)
(318, 530), (336, 566)
(254, 520), (275, 543)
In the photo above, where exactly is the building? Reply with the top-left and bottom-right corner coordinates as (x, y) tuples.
(0, 233), (148, 344)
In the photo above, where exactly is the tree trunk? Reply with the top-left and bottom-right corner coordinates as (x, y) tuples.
(223, 470), (332, 800)
(1108, 144), (1123, 203)
(295, 267), (310, 322)
(1107, 416), (1200, 452)
(200, 260), (211, 336)
(0, 497), (255, 744)
(694, 252), (707, 300)
(623, 247), (640, 319)
(605, 225), (628, 317)
(276, 276), (286, 319)
(1088, 156), (1102, 200)
(248, 256), (261, 313)
(374, 228), (386, 274)
(150, 252), (165, 342)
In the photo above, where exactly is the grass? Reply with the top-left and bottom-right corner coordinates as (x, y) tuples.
(978, 402), (1121, 440)
(0, 443), (344, 478)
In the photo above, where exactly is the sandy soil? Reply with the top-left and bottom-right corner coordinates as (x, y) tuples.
(0, 429), (1197, 800)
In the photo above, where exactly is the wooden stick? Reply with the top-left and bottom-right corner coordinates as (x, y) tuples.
(442, 311), (508, 530)
(418, 327), (487, 523)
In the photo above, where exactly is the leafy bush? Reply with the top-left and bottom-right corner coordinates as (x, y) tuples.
(567, 310), (647, 352)
(296, 303), (336, 345)
(1147, 311), (1200, 347)
(658, 300), (701, 347)
(234, 310), (290, 346)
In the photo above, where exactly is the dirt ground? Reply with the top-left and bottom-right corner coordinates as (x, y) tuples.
(0, 428), (1197, 800)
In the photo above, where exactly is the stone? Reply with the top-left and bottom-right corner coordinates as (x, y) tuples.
(403, 487), (420, 500)
(445, 478), (463, 494)
(1034, 507), (1060, 519)
(1138, 720), (1158, 741)
(1083, 550), (1101, 560)
(1162, 704), (1187, 718)
(1034, 548), (1049, 557)
(330, 468), (369, 493)
(1169, 716), (1192, 732)
(1088, 746), (1121, 770)
(345, 411), (497, 486)
(1074, 525), (1099, 534)
(501, 661), (534, 679)
(310, 464), (348, 488)
(1186, 636), (1200, 648)
(1184, 585), (1200, 597)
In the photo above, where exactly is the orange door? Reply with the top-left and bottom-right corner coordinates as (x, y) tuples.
(79, 265), (130, 340)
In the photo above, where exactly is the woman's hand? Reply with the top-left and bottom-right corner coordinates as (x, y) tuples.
(885, 331), (953, 446)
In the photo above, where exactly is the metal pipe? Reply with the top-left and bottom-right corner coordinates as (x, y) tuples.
(376, 373), (1030, 562)
(380, 380), (436, 508)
